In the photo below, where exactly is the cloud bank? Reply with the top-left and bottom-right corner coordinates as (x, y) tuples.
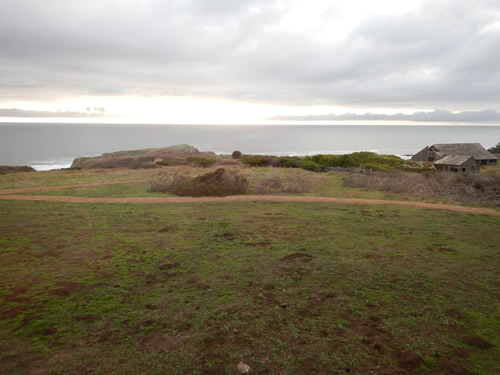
(1, 0), (500, 113)
(0, 108), (109, 118)
(271, 109), (500, 123)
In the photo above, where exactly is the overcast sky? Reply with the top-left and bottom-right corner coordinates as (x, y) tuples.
(1, 0), (500, 124)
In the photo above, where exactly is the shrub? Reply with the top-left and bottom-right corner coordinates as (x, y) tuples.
(251, 172), (310, 194)
(149, 172), (190, 193)
(231, 150), (243, 159)
(277, 156), (301, 168)
(242, 155), (278, 167)
(241, 152), (407, 172)
(186, 156), (216, 168)
(297, 160), (321, 171)
(343, 171), (500, 205)
(487, 142), (500, 153)
(401, 161), (436, 172)
(155, 160), (186, 167)
(150, 168), (248, 197)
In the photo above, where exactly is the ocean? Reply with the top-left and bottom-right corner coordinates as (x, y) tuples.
(1, 123), (499, 171)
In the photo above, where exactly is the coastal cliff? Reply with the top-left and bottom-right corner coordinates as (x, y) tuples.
(71, 144), (215, 169)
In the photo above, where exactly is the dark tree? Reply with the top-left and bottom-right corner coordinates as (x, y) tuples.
(487, 142), (500, 153)
(231, 150), (242, 159)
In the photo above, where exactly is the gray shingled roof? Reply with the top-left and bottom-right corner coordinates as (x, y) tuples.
(434, 155), (473, 166)
(430, 143), (497, 160)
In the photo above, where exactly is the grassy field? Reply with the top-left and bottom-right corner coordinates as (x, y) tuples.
(0, 167), (426, 203)
(1, 197), (499, 374)
(0, 168), (159, 190)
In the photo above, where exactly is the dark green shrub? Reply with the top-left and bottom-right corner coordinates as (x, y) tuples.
(297, 160), (321, 171)
(488, 142), (500, 153)
(241, 155), (278, 167)
(278, 157), (301, 168)
(150, 168), (248, 197)
(231, 150), (243, 159)
(186, 156), (216, 168)
(156, 160), (186, 167)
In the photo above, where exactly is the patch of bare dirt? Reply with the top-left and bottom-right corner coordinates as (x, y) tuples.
(141, 331), (190, 353)
(431, 357), (471, 375)
(50, 281), (84, 297)
(462, 336), (494, 349)
(396, 350), (422, 370)
(73, 315), (99, 323)
(280, 252), (313, 262)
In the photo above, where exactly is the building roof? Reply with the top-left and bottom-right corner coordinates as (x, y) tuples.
(430, 143), (498, 161)
(434, 155), (474, 166)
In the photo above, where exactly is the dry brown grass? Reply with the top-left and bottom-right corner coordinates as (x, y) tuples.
(149, 168), (248, 196)
(249, 170), (311, 194)
(343, 171), (500, 206)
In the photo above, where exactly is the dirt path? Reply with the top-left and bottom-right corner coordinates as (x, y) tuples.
(0, 193), (499, 216)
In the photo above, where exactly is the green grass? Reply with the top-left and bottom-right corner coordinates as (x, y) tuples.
(17, 181), (169, 198)
(0, 200), (498, 374)
(0, 168), (158, 190)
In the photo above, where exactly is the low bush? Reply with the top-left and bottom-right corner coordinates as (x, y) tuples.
(241, 152), (406, 172)
(231, 150), (243, 159)
(487, 141), (500, 153)
(343, 171), (500, 205)
(242, 155), (279, 167)
(155, 160), (186, 167)
(186, 156), (216, 168)
(401, 160), (436, 172)
(297, 160), (321, 171)
(251, 172), (310, 194)
(150, 168), (248, 197)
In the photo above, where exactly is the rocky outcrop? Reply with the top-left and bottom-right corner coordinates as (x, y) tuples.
(71, 144), (215, 169)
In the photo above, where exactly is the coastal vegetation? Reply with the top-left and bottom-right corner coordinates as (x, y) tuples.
(186, 156), (217, 168)
(150, 168), (248, 196)
(240, 152), (435, 173)
(487, 141), (500, 153)
(344, 170), (500, 206)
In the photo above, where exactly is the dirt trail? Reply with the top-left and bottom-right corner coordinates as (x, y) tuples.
(0, 191), (499, 216)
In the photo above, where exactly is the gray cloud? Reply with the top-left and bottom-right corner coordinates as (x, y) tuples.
(271, 109), (500, 123)
(0, 0), (499, 111)
(0, 108), (110, 118)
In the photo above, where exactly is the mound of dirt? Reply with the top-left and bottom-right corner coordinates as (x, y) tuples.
(462, 336), (494, 349)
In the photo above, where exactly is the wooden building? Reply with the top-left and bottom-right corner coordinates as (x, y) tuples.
(433, 155), (480, 174)
(412, 143), (498, 166)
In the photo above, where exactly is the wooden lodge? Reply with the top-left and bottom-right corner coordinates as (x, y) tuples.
(412, 143), (497, 173)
